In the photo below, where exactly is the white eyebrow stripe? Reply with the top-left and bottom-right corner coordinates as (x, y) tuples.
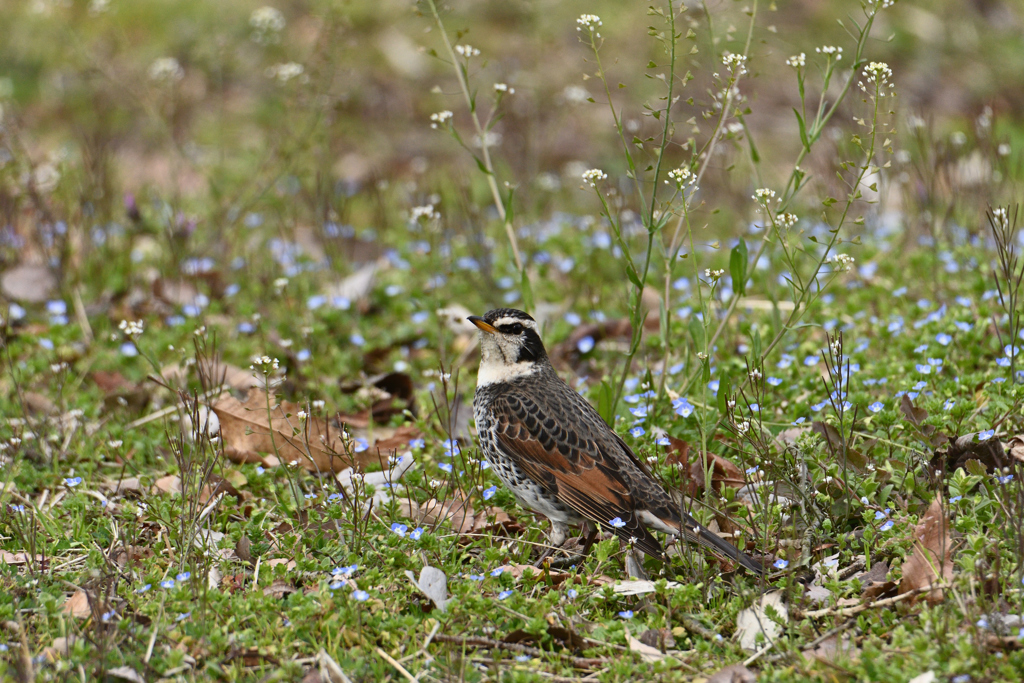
(492, 317), (536, 328)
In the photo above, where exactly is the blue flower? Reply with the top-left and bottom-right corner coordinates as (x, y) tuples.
(618, 610), (634, 619)
(352, 590), (370, 601)
(609, 517), (626, 528)
(708, 380), (720, 393)
(176, 572), (191, 582)
(490, 567), (504, 577)
(160, 579), (175, 589)
(935, 333), (952, 346)
(176, 612), (191, 622)
(409, 438), (424, 449)
(468, 574), (485, 581)
(766, 376), (783, 387)
(65, 477), (82, 487)
(673, 398), (694, 418)
(629, 406), (648, 418)
(949, 495), (962, 503)
(136, 584), (151, 594)
(306, 295), (327, 310)
(952, 675), (971, 683)
(874, 510), (887, 520)
(350, 333), (365, 346)
(410, 527), (424, 540)
(391, 523), (408, 537)
(566, 589), (578, 599)
(879, 520), (895, 532)
(868, 402), (884, 414)
(515, 655), (531, 663)
(803, 355), (819, 367)
(998, 474), (1014, 484)
(329, 580), (344, 590)
(482, 486), (497, 501)
(120, 342), (139, 357)
(438, 463), (453, 473)
(978, 429), (995, 441)
(353, 438), (369, 453)
(943, 399), (955, 411)
(915, 364), (931, 374)
(498, 590), (514, 600)
(577, 336), (595, 354)
(444, 439), (461, 456)
(655, 436), (671, 446)
(811, 402), (827, 412)
(773, 559), (788, 570)
(629, 426), (645, 438)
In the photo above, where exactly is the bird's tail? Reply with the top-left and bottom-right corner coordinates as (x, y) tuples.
(640, 508), (763, 574)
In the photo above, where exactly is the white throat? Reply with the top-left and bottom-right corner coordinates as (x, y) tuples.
(476, 358), (540, 386)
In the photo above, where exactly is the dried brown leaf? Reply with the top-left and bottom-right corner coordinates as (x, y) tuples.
(152, 475), (182, 495)
(213, 388), (376, 473)
(61, 590), (91, 618)
(898, 497), (954, 604)
(706, 663), (758, 683)
(1, 264), (56, 302)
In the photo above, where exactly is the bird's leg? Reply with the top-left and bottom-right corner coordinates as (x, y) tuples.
(533, 520), (569, 567)
(578, 521), (599, 557)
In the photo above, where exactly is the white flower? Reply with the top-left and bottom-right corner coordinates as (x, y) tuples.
(493, 83), (514, 94)
(752, 188), (776, 204)
(827, 253), (855, 271)
(816, 45), (843, 60)
(148, 57), (184, 83)
(118, 319), (144, 339)
(273, 277), (288, 290)
(858, 61), (894, 94)
(779, 212), (798, 228)
(297, 411), (307, 421)
(749, 368), (762, 381)
(265, 62), (307, 83)
(998, 143), (1011, 156)
(993, 207), (1010, 230)
(737, 420), (750, 434)
(429, 110), (453, 129)
(582, 168), (607, 187)
(250, 7), (285, 43)
(704, 268), (725, 282)
(722, 52), (748, 75)
(576, 14), (602, 36)
(454, 44), (481, 58)
(786, 53), (806, 68)
(411, 205), (440, 222)
(665, 167), (695, 188)
(250, 355), (280, 372)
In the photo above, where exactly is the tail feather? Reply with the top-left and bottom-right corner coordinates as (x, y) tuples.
(639, 509), (763, 574)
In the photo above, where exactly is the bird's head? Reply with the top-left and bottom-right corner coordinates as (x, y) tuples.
(468, 309), (547, 380)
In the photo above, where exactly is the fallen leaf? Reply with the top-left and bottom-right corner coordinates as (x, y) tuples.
(405, 566), (449, 612)
(323, 262), (377, 304)
(689, 450), (745, 494)
(107, 666), (146, 683)
(804, 633), (859, 663)
(263, 579), (297, 599)
(1, 264), (56, 302)
(612, 579), (683, 596)
(638, 627), (675, 651)
(1007, 435), (1024, 464)
(214, 388), (374, 473)
(0, 550), (45, 566)
(152, 475), (182, 495)
(933, 433), (1008, 474)
(907, 673), (937, 683)
(62, 590), (92, 618)
(23, 391), (58, 415)
(811, 421), (867, 469)
(899, 496), (954, 604)
(624, 629), (666, 662)
(420, 496), (475, 534)
(736, 590), (788, 651)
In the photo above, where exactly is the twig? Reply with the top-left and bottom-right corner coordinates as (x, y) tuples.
(796, 585), (935, 619)
(125, 384), (228, 430)
(376, 647), (417, 682)
(431, 634), (607, 669)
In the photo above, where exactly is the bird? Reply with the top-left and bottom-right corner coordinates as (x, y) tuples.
(469, 307), (762, 574)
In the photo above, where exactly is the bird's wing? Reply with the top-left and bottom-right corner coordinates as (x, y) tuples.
(488, 389), (665, 557)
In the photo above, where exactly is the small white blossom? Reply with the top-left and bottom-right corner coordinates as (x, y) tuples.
(493, 83), (514, 94)
(816, 45), (843, 60)
(582, 168), (607, 187)
(250, 355), (280, 372)
(705, 268), (725, 282)
(118, 319), (144, 339)
(411, 205), (440, 222)
(722, 52), (748, 75)
(665, 167), (695, 188)
(998, 143), (1011, 157)
(737, 420), (750, 434)
(297, 410), (308, 421)
(827, 253), (856, 271)
(148, 57), (184, 83)
(697, 352), (709, 361)
(576, 14), (602, 37)
(779, 212), (798, 228)
(250, 6), (285, 43)
(858, 62), (894, 95)
(430, 110), (453, 129)
(752, 188), (776, 204)
(786, 53), (806, 68)
(454, 44), (481, 58)
(749, 368), (762, 381)
(993, 207), (1010, 230)
(265, 62), (307, 83)
(273, 277), (288, 291)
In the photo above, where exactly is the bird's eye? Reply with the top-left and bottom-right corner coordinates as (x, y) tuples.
(510, 323), (524, 334)
(499, 323), (525, 334)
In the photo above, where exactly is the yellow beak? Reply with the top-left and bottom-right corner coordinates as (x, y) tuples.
(467, 316), (498, 334)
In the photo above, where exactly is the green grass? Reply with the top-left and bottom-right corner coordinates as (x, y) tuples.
(1, 0), (1024, 680)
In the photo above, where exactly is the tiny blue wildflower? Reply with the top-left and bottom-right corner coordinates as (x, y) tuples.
(482, 486), (497, 500)
(176, 572), (191, 582)
(391, 523), (408, 537)
(880, 520), (895, 532)
(410, 527), (424, 540)
(618, 610), (634, 619)
(101, 610), (115, 623)
(629, 406), (648, 419)
(811, 401), (827, 412)
(949, 495), (962, 503)
(998, 474), (1014, 484)
(353, 438), (369, 453)
(766, 376), (783, 386)
(491, 567), (504, 577)
(773, 559), (789, 570)
(329, 580), (344, 590)
(438, 463), (452, 473)
(136, 584), (151, 594)
(65, 477), (82, 487)
(673, 398), (694, 418)
(516, 655), (531, 663)
(120, 342), (139, 357)
(952, 675), (971, 683)
(609, 517), (627, 528)
(803, 355), (819, 367)
(629, 426), (645, 438)
(708, 380), (720, 393)
(160, 579), (175, 589)
(577, 336), (595, 354)
(943, 399), (955, 411)
(352, 590), (370, 601)
(936, 333), (952, 346)
(176, 612), (191, 622)
(567, 589), (578, 599)
(978, 429), (995, 441)
(868, 402), (884, 413)
(468, 574), (485, 581)
(498, 590), (514, 600)
(874, 510), (887, 520)
(655, 436), (671, 446)
(350, 333), (365, 346)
